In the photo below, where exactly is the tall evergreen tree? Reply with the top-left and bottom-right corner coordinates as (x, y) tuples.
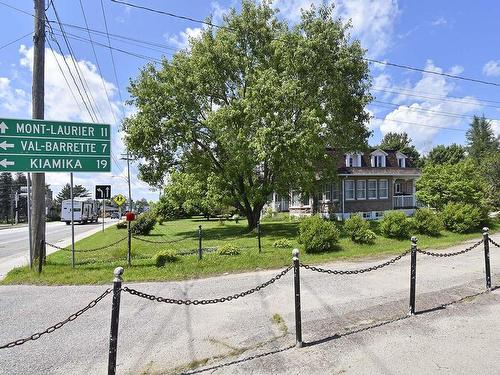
(466, 115), (499, 161)
(55, 183), (90, 203)
(0, 172), (14, 222)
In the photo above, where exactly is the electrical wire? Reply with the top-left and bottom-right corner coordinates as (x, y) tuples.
(0, 31), (32, 51)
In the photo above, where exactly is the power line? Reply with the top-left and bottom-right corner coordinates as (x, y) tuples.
(373, 117), (466, 132)
(50, 0), (103, 122)
(110, 0), (236, 32)
(371, 100), (497, 122)
(371, 87), (500, 110)
(366, 58), (500, 87)
(0, 31), (32, 51)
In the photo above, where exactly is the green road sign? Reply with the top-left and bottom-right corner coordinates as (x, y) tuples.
(0, 118), (111, 172)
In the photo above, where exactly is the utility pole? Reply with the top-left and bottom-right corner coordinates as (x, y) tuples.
(32, 0), (46, 272)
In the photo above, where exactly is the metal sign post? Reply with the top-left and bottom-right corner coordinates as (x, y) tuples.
(70, 172), (75, 268)
(27, 173), (33, 269)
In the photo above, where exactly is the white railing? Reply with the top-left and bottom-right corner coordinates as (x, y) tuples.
(393, 195), (415, 208)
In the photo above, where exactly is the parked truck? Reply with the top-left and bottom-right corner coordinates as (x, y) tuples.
(61, 198), (99, 224)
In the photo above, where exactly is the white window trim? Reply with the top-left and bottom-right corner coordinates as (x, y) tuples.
(345, 180), (355, 201)
(397, 157), (406, 168)
(356, 180), (366, 200)
(367, 179), (377, 200)
(379, 179), (389, 199)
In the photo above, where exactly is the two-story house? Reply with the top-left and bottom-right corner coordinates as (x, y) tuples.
(266, 149), (421, 220)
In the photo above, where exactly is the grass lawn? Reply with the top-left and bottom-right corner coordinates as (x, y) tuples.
(2, 216), (498, 285)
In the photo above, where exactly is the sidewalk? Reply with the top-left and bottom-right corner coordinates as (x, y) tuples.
(0, 233), (498, 374)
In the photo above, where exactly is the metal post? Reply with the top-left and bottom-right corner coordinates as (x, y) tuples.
(70, 172), (75, 268)
(27, 173), (33, 269)
(409, 236), (418, 315)
(102, 198), (105, 232)
(198, 225), (202, 260)
(483, 227), (491, 290)
(127, 221), (131, 266)
(292, 248), (303, 348)
(257, 221), (262, 253)
(108, 267), (123, 375)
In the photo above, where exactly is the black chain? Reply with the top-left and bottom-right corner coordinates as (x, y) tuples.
(46, 236), (128, 253)
(416, 239), (483, 257)
(300, 249), (411, 275)
(489, 238), (500, 248)
(0, 289), (112, 349)
(122, 266), (292, 305)
(131, 235), (186, 244)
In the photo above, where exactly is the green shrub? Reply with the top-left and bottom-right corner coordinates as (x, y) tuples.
(298, 215), (340, 253)
(218, 243), (241, 256)
(412, 208), (443, 236)
(440, 202), (483, 233)
(273, 238), (292, 248)
(380, 211), (413, 239)
(131, 212), (157, 235)
(343, 215), (375, 243)
(116, 220), (127, 229)
(155, 250), (178, 267)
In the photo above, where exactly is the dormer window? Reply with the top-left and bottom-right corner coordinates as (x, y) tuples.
(345, 153), (362, 167)
(396, 151), (407, 168)
(370, 149), (387, 168)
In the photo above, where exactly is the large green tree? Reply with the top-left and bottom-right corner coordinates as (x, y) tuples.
(55, 183), (90, 203)
(378, 132), (421, 166)
(125, 2), (372, 229)
(423, 144), (466, 165)
(416, 159), (489, 210)
(466, 115), (499, 161)
(0, 172), (13, 222)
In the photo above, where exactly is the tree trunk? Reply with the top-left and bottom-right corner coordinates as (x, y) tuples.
(245, 204), (263, 231)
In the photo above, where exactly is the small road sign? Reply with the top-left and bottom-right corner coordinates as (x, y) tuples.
(96, 185), (111, 200)
(113, 194), (127, 206)
(0, 118), (111, 172)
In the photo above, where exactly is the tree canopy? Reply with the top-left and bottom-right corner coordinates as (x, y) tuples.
(378, 132), (420, 166)
(424, 144), (466, 165)
(55, 183), (90, 203)
(125, 1), (372, 229)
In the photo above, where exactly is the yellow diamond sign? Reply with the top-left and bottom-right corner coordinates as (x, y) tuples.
(113, 194), (127, 207)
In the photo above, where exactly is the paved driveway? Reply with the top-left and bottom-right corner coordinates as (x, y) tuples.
(0, 233), (499, 374)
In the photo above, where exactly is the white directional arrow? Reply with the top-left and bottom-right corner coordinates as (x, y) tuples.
(0, 141), (14, 150)
(0, 122), (8, 134)
(0, 159), (15, 168)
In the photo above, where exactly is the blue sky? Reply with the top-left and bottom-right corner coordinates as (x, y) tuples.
(0, 0), (499, 201)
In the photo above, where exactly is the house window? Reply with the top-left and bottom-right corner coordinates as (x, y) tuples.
(345, 154), (361, 167)
(379, 179), (388, 199)
(375, 155), (385, 167)
(375, 211), (384, 219)
(362, 212), (372, 219)
(332, 182), (339, 200)
(395, 182), (402, 194)
(301, 194), (310, 206)
(291, 191), (301, 206)
(367, 180), (377, 199)
(323, 183), (331, 201)
(356, 180), (366, 200)
(397, 158), (406, 168)
(345, 180), (355, 200)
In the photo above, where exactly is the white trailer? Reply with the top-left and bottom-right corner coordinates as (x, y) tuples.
(61, 198), (99, 224)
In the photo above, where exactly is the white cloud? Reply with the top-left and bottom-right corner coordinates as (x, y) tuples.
(274, 0), (400, 57)
(371, 62), (483, 152)
(166, 27), (203, 50)
(431, 16), (447, 26)
(483, 60), (500, 77)
(0, 77), (29, 113)
(491, 119), (500, 137)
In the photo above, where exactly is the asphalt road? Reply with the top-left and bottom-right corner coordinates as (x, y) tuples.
(0, 234), (499, 375)
(0, 219), (118, 279)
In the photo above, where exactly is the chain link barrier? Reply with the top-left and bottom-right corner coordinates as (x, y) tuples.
(46, 236), (128, 253)
(122, 266), (292, 305)
(300, 249), (411, 275)
(131, 235), (186, 245)
(489, 237), (500, 248)
(0, 289), (112, 350)
(416, 239), (483, 257)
